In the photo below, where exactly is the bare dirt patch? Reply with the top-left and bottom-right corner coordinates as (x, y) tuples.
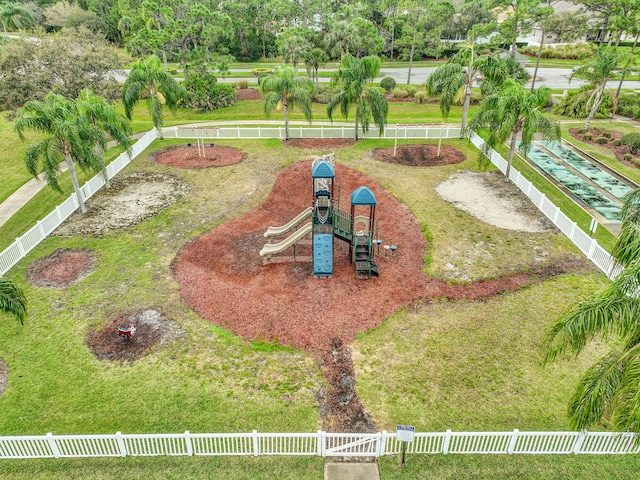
(26, 248), (96, 287)
(153, 145), (246, 169)
(282, 138), (358, 149)
(53, 172), (188, 237)
(370, 144), (465, 166)
(569, 127), (640, 163)
(436, 171), (557, 233)
(0, 357), (7, 397)
(86, 309), (185, 362)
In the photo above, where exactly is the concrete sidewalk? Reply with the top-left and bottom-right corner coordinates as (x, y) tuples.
(324, 462), (380, 480)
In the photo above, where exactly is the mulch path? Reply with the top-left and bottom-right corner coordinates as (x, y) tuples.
(26, 249), (95, 287)
(370, 144), (465, 166)
(569, 127), (639, 164)
(282, 138), (358, 149)
(154, 145), (246, 169)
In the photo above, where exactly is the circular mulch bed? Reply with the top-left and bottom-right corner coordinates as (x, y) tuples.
(86, 309), (185, 362)
(569, 127), (639, 164)
(27, 248), (95, 287)
(171, 160), (592, 356)
(53, 172), (188, 237)
(154, 145), (246, 169)
(282, 138), (359, 149)
(0, 357), (7, 397)
(370, 144), (465, 166)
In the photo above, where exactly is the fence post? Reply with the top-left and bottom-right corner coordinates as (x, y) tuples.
(321, 126), (324, 138)
(258, 126), (261, 138)
(279, 127), (282, 139)
(37, 220), (45, 237)
(300, 126), (303, 138)
(587, 239), (597, 260)
(185, 430), (193, 456)
(46, 433), (61, 458)
(378, 430), (388, 457)
(569, 222), (577, 238)
(572, 430), (587, 454)
(252, 430), (260, 456)
(115, 431), (127, 457)
(342, 126), (344, 138)
(507, 429), (519, 454)
(442, 429), (452, 454)
(319, 430), (326, 457)
(15, 238), (26, 256)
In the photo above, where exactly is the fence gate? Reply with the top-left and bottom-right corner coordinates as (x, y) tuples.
(324, 434), (380, 457)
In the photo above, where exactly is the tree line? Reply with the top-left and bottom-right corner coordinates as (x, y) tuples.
(1, 0), (639, 64)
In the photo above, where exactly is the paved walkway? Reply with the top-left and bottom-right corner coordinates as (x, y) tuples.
(324, 462), (380, 480)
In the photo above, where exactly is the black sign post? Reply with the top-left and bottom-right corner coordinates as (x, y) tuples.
(396, 425), (415, 468)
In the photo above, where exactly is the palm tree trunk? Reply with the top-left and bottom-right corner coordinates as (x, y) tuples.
(584, 87), (604, 130)
(531, 29), (546, 93)
(284, 103), (290, 140)
(407, 44), (415, 84)
(354, 108), (359, 141)
(616, 34), (638, 99)
(390, 6), (397, 60)
(506, 131), (518, 181)
(461, 87), (471, 139)
(65, 154), (87, 214)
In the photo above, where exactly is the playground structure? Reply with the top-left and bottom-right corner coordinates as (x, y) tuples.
(260, 154), (379, 279)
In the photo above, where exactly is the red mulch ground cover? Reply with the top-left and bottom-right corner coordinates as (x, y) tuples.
(569, 127), (640, 164)
(235, 88), (260, 101)
(26, 249), (95, 287)
(370, 144), (465, 166)
(154, 145), (246, 168)
(282, 138), (359, 149)
(171, 160), (589, 356)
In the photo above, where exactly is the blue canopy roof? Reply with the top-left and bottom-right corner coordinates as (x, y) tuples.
(311, 161), (335, 179)
(350, 187), (376, 205)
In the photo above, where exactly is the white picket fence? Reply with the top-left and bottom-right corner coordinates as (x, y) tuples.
(0, 126), (621, 279)
(0, 130), (158, 276)
(467, 131), (621, 279)
(0, 429), (638, 459)
(0, 125), (459, 277)
(166, 124), (463, 140)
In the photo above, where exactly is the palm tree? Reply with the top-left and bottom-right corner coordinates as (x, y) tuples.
(14, 92), (103, 214)
(0, 277), (26, 325)
(324, 20), (357, 59)
(570, 46), (627, 130)
(426, 42), (507, 138)
(259, 66), (315, 141)
(469, 79), (560, 180)
(76, 88), (132, 189)
(327, 54), (388, 141)
(542, 188), (640, 434)
(305, 48), (328, 90)
(0, 1), (33, 33)
(122, 55), (188, 140)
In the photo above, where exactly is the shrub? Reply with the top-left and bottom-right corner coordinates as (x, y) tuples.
(380, 77), (396, 92)
(235, 80), (248, 89)
(621, 132), (640, 154)
(313, 86), (334, 104)
(624, 153), (634, 161)
(252, 67), (273, 77)
(612, 139), (623, 146)
(413, 91), (426, 104)
(594, 136), (608, 144)
(583, 132), (593, 141)
(576, 128), (586, 134)
(391, 87), (409, 98)
(602, 131), (612, 139)
(405, 84), (418, 96)
(183, 68), (236, 111)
